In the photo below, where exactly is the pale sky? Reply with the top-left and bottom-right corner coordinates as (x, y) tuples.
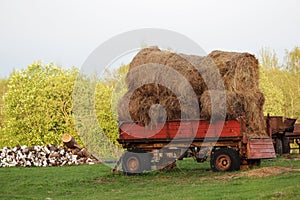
(0, 0), (299, 77)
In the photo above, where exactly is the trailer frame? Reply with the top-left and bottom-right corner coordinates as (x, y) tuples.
(116, 118), (276, 174)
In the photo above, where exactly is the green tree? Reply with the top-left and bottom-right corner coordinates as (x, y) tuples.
(72, 65), (128, 158)
(259, 47), (300, 118)
(0, 79), (8, 128)
(94, 65), (128, 156)
(285, 47), (300, 100)
(285, 46), (300, 74)
(259, 68), (284, 116)
(0, 62), (79, 147)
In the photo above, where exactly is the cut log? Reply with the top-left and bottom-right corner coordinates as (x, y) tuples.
(62, 134), (81, 149)
(77, 148), (91, 158)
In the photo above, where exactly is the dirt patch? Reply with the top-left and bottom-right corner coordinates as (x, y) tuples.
(212, 166), (299, 180)
(239, 166), (294, 178)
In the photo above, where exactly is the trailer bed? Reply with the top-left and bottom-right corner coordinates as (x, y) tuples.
(118, 119), (241, 142)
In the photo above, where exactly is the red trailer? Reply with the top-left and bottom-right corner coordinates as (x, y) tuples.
(116, 119), (276, 174)
(266, 115), (300, 154)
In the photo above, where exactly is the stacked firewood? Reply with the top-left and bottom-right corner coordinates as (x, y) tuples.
(0, 134), (100, 167)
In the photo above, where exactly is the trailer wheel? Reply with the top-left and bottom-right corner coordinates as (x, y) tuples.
(282, 137), (290, 154)
(275, 138), (283, 155)
(210, 148), (240, 172)
(122, 151), (152, 175)
(122, 151), (143, 175)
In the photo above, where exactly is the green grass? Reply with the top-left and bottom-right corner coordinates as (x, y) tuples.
(1, 157), (300, 200)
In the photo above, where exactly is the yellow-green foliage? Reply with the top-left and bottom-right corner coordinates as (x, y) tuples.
(95, 65), (129, 146)
(0, 62), (129, 158)
(0, 62), (80, 147)
(259, 47), (300, 119)
(259, 67), (284, 116)
(0, 79), (8, 128)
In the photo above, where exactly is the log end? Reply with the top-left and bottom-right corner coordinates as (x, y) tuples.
(62, 134), (72, 143)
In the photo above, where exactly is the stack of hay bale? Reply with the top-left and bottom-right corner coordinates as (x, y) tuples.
(118, 47), (266, 137)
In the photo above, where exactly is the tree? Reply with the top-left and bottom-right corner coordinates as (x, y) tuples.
(259, 48), (279, 70)
(0, 61), (129, 159)
(285, 46), (300, 74)
(71, 65), (129, 158)
(94, 65), (129, 156)
(259, 47), (300, 119)
(0, 79), (8, 128)
(259, 68), (284, 116)
(0, 62), (79, 147)
(285, 47), (300, 97)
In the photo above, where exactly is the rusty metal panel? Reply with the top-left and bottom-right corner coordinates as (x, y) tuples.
(294, 124), (300, 134)
(268, 116), (284, 133)
(284, 118), (297, 130)
(247, 139), (276, 159)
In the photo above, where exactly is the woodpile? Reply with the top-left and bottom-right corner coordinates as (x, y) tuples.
(0, 134), (100, 167)
(118, 47), (267, 137)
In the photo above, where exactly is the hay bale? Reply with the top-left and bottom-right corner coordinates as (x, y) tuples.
(117, 85), (200, 125)
(118, 86), (180, 125)
(180, 55), (225, 90)
(129, 48), (259, 93)
(129, 46), (161, 70)
(241, 91), (267, 137)
(208, 50), (259, 91)
(127, 47), (206, 96)
(200, 90), (267, 137)
(200, 90), (244, 120)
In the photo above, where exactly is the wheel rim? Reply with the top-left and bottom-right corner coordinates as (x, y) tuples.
(126, 156), (140, 173)
(216, 154), (231, 171)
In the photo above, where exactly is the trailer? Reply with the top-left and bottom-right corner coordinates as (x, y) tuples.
(267, 115), (300, 154)
(116, 118), (276, 174)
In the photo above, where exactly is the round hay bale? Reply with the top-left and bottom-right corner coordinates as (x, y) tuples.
(118, 85), (181, 125)
(129, 46), (161, 70)
(208, 50), (259, 92)
(127, 47), (206, 96)
(231, 53), (259, 91)
(200, 90), (244, 120)
(241, 91), (267, 137)
(117, 84), (201, 125)
(207, 50), (236, 76)
(200, 90), (267, 137)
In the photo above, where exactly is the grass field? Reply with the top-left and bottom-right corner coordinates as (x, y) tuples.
(1, 156), (300, 200)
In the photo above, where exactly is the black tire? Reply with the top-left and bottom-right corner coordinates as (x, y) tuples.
(140, 152), (153, 171)
(275, 138), (283, 155)
(282, 136), (290, 154)
(248, 159), (261, 168)
(210, 148), (240, 172)
(122, 151), (152, 175)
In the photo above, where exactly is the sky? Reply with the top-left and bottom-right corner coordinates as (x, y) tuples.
(0, 0), (299, 78)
